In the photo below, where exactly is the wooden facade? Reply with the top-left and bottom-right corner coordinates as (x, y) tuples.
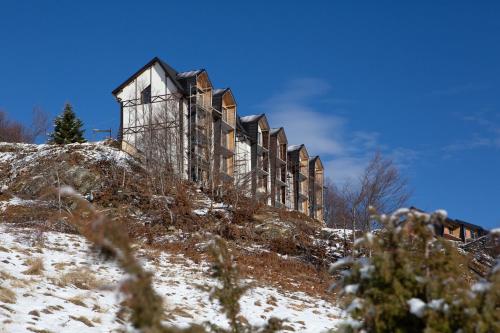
(309, 156), (324, 221)
(287, 145), (310, 214)
(410, 207), (488, 243)
(212, 88), (237, 183)
(240, 115), (271, 202)
(270, 128), (288, 208)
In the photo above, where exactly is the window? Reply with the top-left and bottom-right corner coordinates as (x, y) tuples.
(141, 85), (151, 104)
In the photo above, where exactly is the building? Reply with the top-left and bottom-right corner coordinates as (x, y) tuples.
(287, 144), (310, 214)
(439, 218), (488, 242)
(309, 156), (324, 221)
(409, 207), (488, 243)
(269, 128), (288, 209)
(212, 88), (237, 183)
(239, 114), (271, 202)
(234, 116), (252, 192)
(112, 57), (325, 222)
(111, 57), (189, 178)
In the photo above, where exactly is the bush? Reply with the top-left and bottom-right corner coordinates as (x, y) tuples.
(331, 208), (500, 333)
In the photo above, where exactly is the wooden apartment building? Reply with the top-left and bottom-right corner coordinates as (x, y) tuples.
(112, 57), (325, 222)
(410, 207), (488, 243)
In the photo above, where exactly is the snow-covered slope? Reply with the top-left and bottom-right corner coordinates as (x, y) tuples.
(0, 225), (341, 332)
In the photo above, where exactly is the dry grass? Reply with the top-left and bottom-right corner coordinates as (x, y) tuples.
(157, 239), (333, 299)
(69, 315), (94, 327)
(27, 328), (54, 333)
(23, 257), (44, 275)
(55, 267), (104, 290)
(28, 310), (40, 317)
(0, 245), (11, 252)
(235, 250), (333, 299)
(66, 295), (87, 307)
(0, 270), (15, 281)
(0, 285), (16, 304)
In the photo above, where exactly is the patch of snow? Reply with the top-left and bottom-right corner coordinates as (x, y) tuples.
(434, 209), (448, 219)
(407, 298), (426, 318)
(490, 228), (500, 235)
(338, 317), (362, 329)
(471, 281), (491, 293)
(345, 298), (363, 313)
(0, 142), (139, 188)
(0, 225), (342, 332)
(329, 257), (353, 273)
(344, 284), (359, 294)
(0, 196), (45, 212)
(322, 228), (353, 238)
(428, 299), (448, 312)
(359, 263), (374, 280)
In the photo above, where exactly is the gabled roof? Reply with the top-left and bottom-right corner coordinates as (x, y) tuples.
(240, 114), (264, 123)
(409, 207), (487, 232)
(213, 88), (229, 96)
(288, 144), (304, 152)
(309, 155), (324, 170)
(454, 219), (486, 232)
(240, 114), (269, 131)
(236, 116), (250, 137)
(112, 57), (185, 96)
(270, 127), (288, 144)
(213, 88), (236, 105)
(270, 128), (281, 136)
(177, 69), (204, 79)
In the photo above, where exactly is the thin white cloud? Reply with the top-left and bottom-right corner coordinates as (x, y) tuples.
(254, 78), (417, 186)
(443, 112), (500, 154)
(324, 157), (369, 185)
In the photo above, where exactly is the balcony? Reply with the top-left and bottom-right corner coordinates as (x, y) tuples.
(222, 107), (236, 130)
(276, 177), (287, 187)
(195, 95), (219, 115)
(298, 191), (308, 201)
(220, 135), (235, 157)
(257, 168), (269, 176)
(257, 143), (268, 154)
(275, 201), (285, 209)
(276, 155), (286, 166)
(221, 119), (234, 132)
(220, 145), (235, 157)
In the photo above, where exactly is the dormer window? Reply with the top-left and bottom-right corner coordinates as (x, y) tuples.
(141, 85), (151, 104)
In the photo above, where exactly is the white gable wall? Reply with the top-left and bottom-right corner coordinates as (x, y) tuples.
(116, 62), (188, 179)
(235, 134), (252, 192)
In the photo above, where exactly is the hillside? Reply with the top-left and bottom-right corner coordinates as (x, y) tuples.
(0, 224), (341, 332)
(1, 142), (495, 332)
(0, 141), (348, 332)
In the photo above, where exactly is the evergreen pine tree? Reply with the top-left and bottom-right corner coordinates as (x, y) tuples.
(49, 103), (86, 144)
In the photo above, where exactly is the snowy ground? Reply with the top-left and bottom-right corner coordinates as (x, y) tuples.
(0, 225), (341, 332)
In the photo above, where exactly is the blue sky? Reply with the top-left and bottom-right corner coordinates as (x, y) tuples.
(0, 1), (499, 229)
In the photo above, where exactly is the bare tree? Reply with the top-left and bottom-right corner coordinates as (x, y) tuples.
(325, 151), (411, 233)
(0, 110), (28, 142)
(0, 107), (48, 143)
(137, 95), (184, 196)
(30, 106), (49, 142)
(357, 151), (411, 230)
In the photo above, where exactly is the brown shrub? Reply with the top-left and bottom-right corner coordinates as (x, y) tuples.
(56, 267), (104, 290)
(171, 181), (193, 217)
(0, 285), (16, 304)
(235, 248), (333, 298)
(69, 315), (94, 327)
(268, 236), (299, 256)
(23, 257), (44, 275)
